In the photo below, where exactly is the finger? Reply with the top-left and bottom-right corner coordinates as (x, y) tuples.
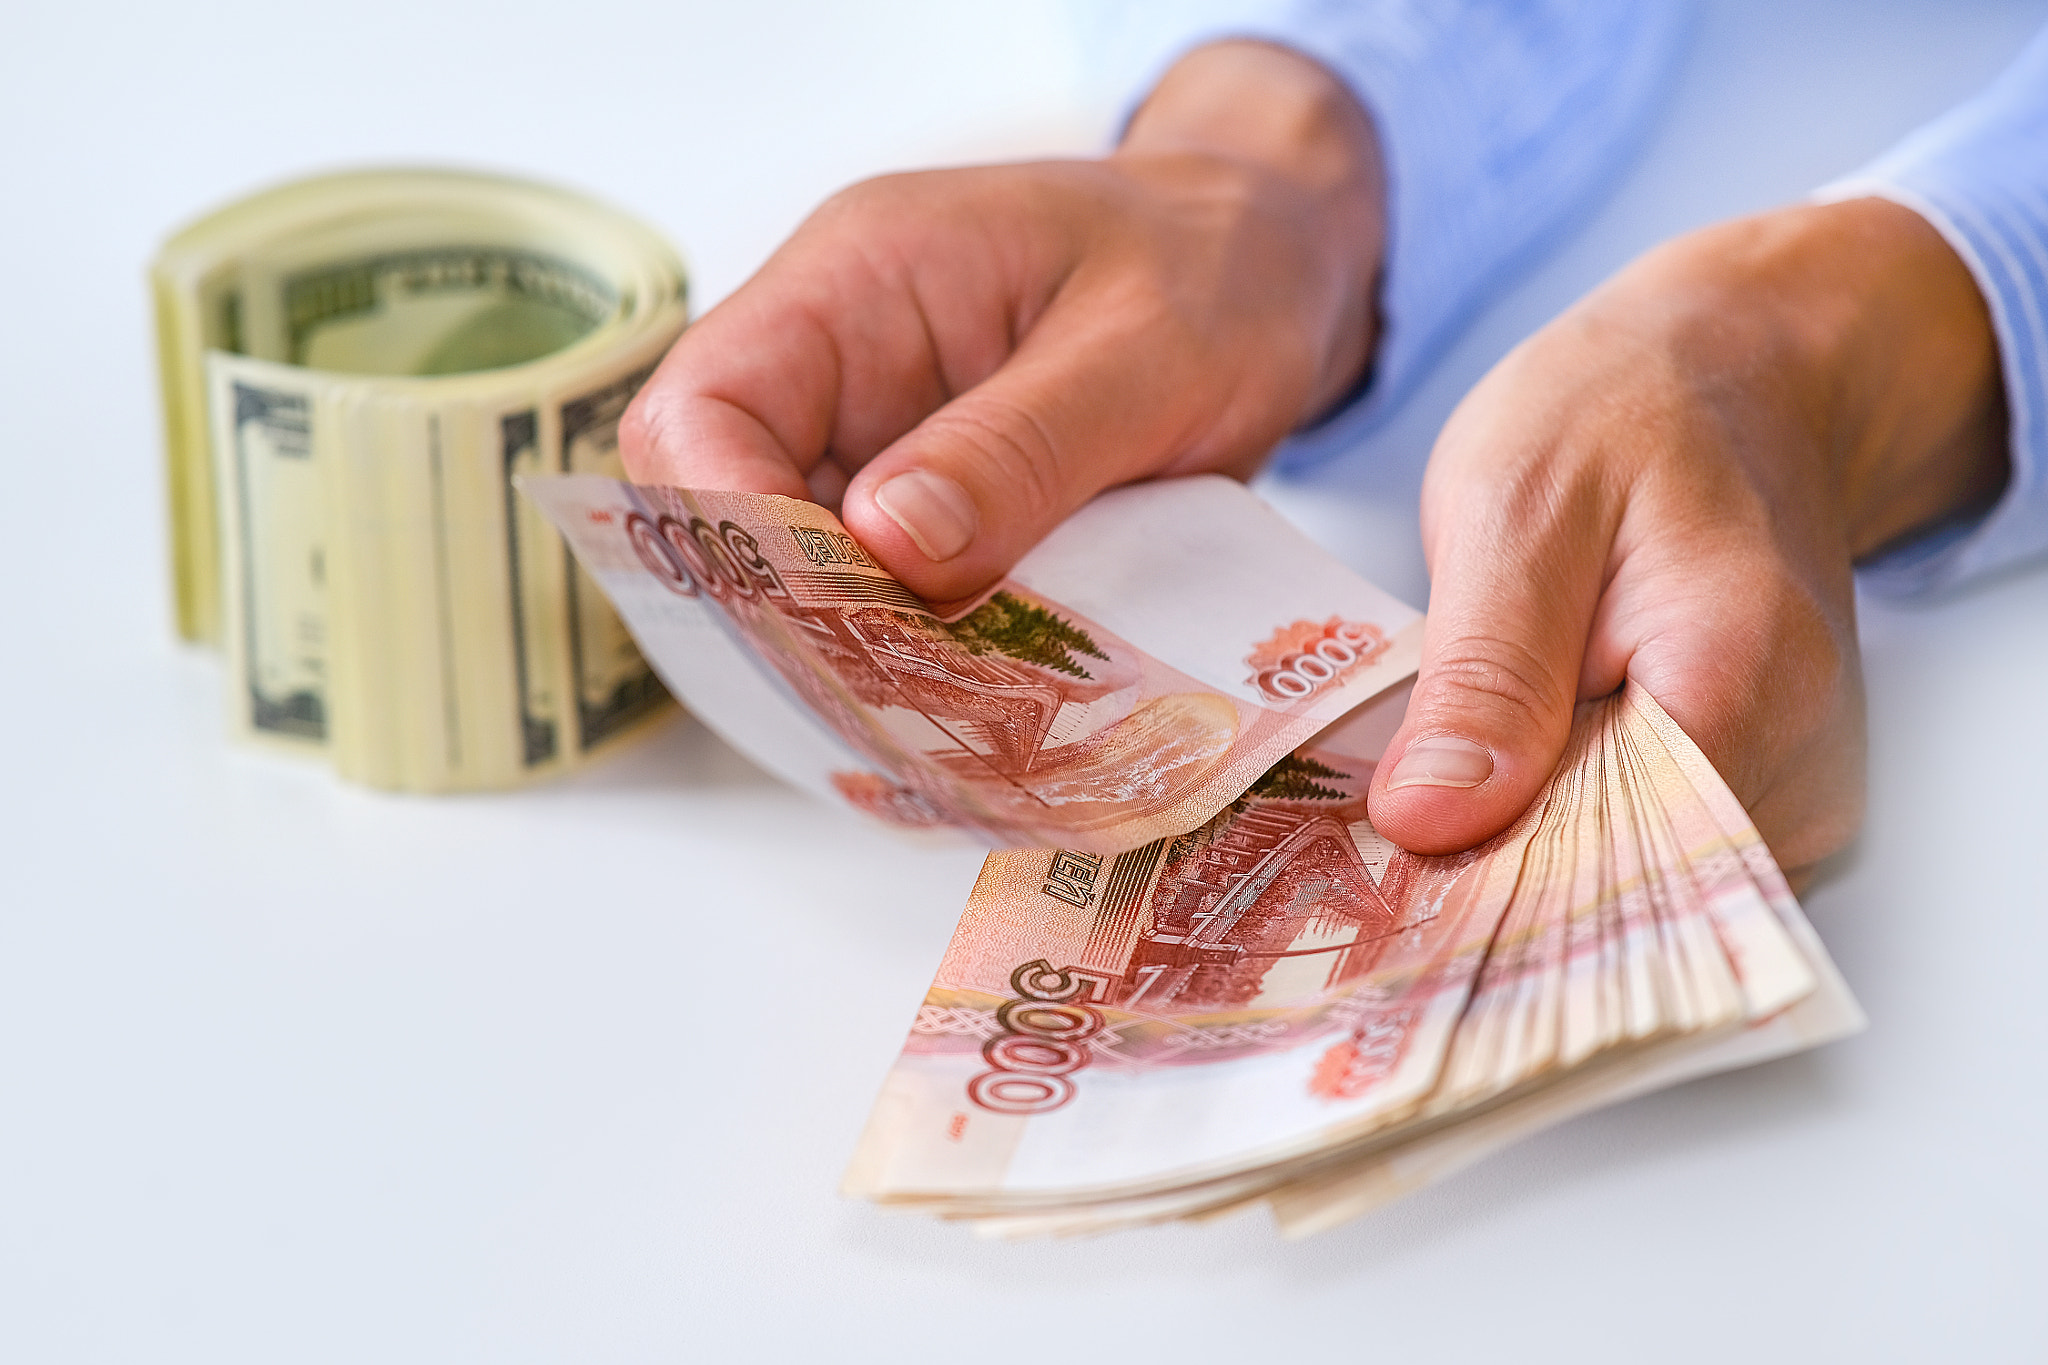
(619, 284), (848, 499)
(805, 455), (853, 510)
(619, 174), (1018, 500)
(1604, 543), (1867, 875)
(838, 285), (1297, 602)
(1369, 463), (1616, 855)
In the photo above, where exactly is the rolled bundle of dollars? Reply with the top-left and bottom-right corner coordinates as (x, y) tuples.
(154, 168), (689, 790)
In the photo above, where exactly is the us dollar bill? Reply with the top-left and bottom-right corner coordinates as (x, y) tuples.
(155, 169), (689, 790)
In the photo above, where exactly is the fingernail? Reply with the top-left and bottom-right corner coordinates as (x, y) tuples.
(1385, 735), (1493, 791)
(873, 470), (978, 563)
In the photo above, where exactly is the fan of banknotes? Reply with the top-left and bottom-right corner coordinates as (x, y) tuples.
(521, 472), (1865, 1237)
(153, 169), (688, 791)
(841, 686), (1862, 1237)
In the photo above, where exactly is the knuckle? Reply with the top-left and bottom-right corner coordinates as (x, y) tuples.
(1084, 264), (1196, 350)
(817, 172), (914, 223)
(617, 390), (667, 477)
(1423, 448), (1618, 566)
(800, 176), (940, 272)
(1421, 636), (1572, 736)
(920, 393), (1068, 520)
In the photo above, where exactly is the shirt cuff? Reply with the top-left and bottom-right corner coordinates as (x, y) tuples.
(1084, 1), (1694, 472)
(1815, 25), (2048, 596)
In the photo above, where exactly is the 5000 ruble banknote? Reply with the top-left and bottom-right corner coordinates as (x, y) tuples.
(520, 475), (1423, 851)
(843, 684), (1864, 1238)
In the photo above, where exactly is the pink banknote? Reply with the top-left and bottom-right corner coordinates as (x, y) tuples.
(842, 685), (1546, 1203)
(843, 686), (1855, 1221)
(520, 475), (1422, 851)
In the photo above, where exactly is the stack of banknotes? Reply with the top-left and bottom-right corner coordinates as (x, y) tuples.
(522, 473), (1864, 1237)
(153, 169), (687, 790)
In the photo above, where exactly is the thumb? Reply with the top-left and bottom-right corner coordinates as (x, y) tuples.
(1369, 509), (1608, 855)
(836, 305), (1263, 605)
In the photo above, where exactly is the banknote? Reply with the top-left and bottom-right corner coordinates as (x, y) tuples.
(843, 683), (1864, 1234)
(155, 168), (689, 790)
(520, 474), (1424, 852)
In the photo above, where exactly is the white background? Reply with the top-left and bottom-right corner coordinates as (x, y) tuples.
(4, 1), (2047, 1360)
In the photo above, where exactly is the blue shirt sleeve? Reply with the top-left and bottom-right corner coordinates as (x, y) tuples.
(1815, 25), (2048, 597)
(1076, 0), (1694, 471)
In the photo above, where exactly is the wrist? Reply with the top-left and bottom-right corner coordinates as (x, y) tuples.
(1801, 198), (2010, 558)
(1629, 201), (2008, 560)
(1117, 40), (1386, 420)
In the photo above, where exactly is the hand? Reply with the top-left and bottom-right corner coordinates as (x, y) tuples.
(620, 41), (1384, 606)
(1367, 198), (2010, 881)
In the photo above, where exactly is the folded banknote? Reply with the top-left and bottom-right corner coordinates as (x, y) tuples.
(521, 474), (1423, 852)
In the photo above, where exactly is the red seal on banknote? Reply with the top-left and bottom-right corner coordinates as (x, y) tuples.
(1244, 618), (1391, 705)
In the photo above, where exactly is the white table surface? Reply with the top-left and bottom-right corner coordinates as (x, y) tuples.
(5, 2), (2047, 1360)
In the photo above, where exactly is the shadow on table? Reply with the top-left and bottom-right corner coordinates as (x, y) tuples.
(839, 1045), (1858, 1277)
(1276, 1048), (1855, 1279)
(551, 708), (782, 798)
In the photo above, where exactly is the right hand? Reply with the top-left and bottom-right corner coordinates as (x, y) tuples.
(619, 41), (1385, 608)
(1365, 199), (2011, 882)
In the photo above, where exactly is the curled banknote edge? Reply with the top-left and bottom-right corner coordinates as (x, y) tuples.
(841, 682), (1865, 1238)
(519, 474), (1423, 853)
